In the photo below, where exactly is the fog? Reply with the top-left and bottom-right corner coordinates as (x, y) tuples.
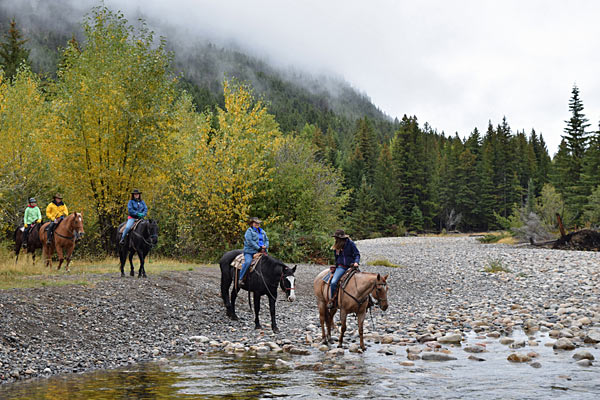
(3, 0), (600, 154)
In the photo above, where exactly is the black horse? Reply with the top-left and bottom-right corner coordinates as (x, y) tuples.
(117, 219), (158, 278)
(220, 250), (296, 333)
(14, 223), (43, 264)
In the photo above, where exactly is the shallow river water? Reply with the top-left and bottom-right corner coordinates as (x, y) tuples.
(1, 330), (598, 399)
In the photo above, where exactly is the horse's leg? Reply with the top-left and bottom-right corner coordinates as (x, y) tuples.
(253, 292), (262, 330)
(338, 309), (348, 348)
(267, 293), (279, 333)
(14, 231), (21, 264)
(357, 309), (367, 350)
(64, 244), (74, 272)
(318, 301), (328, 344)
(230, 286), (239, 321)
(221, 268), (234, 318)
(129, 250), (135, 277)
(138, 250), (146, 278)
(119, 249), (126, 277)
(55, 244), (64, 271)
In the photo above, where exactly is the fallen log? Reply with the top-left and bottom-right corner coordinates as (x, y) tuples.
(528, 214), (600, 251)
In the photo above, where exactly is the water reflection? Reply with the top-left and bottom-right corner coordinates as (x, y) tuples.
(1, 330), (599, 399)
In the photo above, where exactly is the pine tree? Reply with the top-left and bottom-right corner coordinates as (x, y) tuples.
(562, 85), (591, 222)
(0, 19), (30, 82)
(581, 123), (600, 193)
(372, 143), (398, 233)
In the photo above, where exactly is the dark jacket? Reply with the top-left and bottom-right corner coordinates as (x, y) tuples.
(334, 239), (360, 267)
(127, 199), (148, 219)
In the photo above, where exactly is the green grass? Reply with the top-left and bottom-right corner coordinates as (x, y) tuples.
(478, 232), (513, 243)
(0, 247), (211, 289)
(483, 259), (511, 273)
(368, 259), (405, 268)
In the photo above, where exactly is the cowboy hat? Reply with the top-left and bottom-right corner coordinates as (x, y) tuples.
(248, 217), (262, 224)
(54, 193), (63, 199)
(131, 189), (142, 194)
(332, 229), (349, 239)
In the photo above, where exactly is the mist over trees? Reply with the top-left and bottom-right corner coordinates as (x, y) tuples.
(1, 4), (599, 262)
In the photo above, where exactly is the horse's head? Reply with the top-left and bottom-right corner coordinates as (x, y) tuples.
(70, 212), (85, 241)
(147, 219), (159, 247)
(370, 273), (389, 311)
(280, 264), (297, 302)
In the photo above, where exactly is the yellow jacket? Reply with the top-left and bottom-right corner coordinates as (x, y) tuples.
(46, 201), (69, 221)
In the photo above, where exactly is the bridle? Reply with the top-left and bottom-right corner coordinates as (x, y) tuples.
(130, 221), (158, 248)
(54, 214), (84, 242)
(371, 281), (388, 309)
(280, 271), (295, 294)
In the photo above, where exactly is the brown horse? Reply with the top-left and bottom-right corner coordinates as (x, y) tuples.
(39, 213), (85, 271)
(314, 268), (389, 350)
(14, 223), (43, 264)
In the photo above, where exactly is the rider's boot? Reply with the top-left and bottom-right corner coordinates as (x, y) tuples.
(327, 291), (337, 309)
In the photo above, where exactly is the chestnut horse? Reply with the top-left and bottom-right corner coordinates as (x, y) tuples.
(39, 213), (85, 271)
(314, 268), (389, 350)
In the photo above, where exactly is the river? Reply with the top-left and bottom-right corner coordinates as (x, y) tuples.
(1, 330), (598, 399)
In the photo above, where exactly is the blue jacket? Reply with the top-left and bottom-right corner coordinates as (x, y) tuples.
(243, 227), (269, 254)
(334, 239), (360, 267)
(127, 199), (148, 219)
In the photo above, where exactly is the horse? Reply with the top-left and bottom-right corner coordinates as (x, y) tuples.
(314, 268), (389, 350)
(39, 213), (85, 271)
(117, 219), (158, 278)
(14, 223), (43, 264)
(220, 250), (296, 333)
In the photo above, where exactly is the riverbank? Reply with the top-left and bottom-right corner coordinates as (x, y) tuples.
(1, 236), (599, 384)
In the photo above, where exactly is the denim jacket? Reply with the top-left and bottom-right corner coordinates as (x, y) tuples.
(243, 227), (269, 254)
(334, 239), (360, 267)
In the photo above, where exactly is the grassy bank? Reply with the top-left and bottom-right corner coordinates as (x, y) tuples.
(0, 245), (211, 289)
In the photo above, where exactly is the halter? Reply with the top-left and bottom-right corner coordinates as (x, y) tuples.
(371, 281), (388, 309)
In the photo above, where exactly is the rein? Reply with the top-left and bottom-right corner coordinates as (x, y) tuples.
(130, 222), (157, 248)
(341, 278), (387, 308)
(54, 215), (81, 242)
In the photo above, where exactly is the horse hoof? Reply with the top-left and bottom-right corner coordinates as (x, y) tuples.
(272, 327), (280, 334)
(255, 324), (262, 330)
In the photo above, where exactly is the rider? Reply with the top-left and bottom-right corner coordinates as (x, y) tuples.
(119, 189), (148, 245)
(328, 229), (360, 309)
(238, 217), (269, 286)
(46, 193), (69, 245)
(23, 197), (42, 247)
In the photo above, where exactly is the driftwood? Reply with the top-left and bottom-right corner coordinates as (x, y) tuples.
(529, 213), (600, 251)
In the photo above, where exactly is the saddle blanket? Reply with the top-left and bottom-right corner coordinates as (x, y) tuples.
(231, 252), (263, 273)
(322, 267), (360, 289)
(118, 219), (143, 234)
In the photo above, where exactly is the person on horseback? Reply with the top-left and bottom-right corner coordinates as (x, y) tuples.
(119, 189), (148, 245)
(238, 217), (269, 286)
(328, 229), (360, 309)
(23, 197), (42, 248)
(45, 193), (69, 245)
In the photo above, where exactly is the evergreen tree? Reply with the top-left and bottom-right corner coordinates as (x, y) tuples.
(0, 19), (30, 82)
(562, 85), (591, 222)
(372, 143), (398, 233)
(343, 117), (378, 194)
(581, 123), (600, 194)
(347, 176), (378, 239)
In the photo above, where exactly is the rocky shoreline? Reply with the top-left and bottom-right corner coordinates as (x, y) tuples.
(1, 236), (599, 384)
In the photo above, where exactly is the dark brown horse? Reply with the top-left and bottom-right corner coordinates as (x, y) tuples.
(314, 268), (389, 350)
(39, 213), (85, 271)
(14, 223), (43, 264)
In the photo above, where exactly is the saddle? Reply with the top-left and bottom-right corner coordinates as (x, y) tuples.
(118, 219), (143, 234)
(230, 252), (263, 274)
(323, 266), (360, 297)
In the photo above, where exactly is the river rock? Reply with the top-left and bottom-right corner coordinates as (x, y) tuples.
(349, 344), (362, 353)
(584, 330), (600, 343)
(507, 353), (531, 363)
(437, 334), (462, 344)
(530, 362), (542, 368)
(275, 359), (293, 368)
(468, 355), (485, 362)
(572, 350), (594, 361)
(407, 353), (421, 361)
(576, 359), (593, 367)
(381, 335), (394, 344)
(406, 345), (422, 354)
(318, 344), (329, 352)
(400, 361), (414, 366)
(553, 338), (576, 350)
(499, 338), (515, 345)
(464, 345), (485, 353)
(327, 348), (345, 357)
(189, 336), (210, 343)
(289, 347), (310, 355)
(417, 333), (436, 343)
(255, 346), (270, 355)
(421, 352), (457, 361)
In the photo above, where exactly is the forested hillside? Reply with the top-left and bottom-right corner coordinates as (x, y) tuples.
(1, 3), (599, 262)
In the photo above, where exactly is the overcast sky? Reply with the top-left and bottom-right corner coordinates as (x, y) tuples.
(21, 0), (600, 155)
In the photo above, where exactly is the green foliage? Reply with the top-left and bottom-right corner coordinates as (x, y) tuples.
(367, 259), (404, 268)
(0, 19), (30, 82)
(477, 232), (512, 243)
(583, 185), (600, 226)
(484, 259), (511, 273)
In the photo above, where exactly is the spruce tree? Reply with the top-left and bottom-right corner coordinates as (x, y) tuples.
(581, 123), (600, 194)
(562, 85), (591, 222)
(0, 19), (30, 82)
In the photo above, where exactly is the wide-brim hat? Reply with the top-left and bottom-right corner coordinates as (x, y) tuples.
(248, 217), (262, 224)
(131, 189), (142, 195)
(332, 229), (349, 239)
(54, 193), (63, 199)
